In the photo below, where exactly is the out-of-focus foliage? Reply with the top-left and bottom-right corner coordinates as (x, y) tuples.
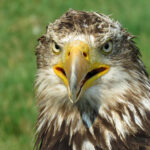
(0, 0), (150, 149)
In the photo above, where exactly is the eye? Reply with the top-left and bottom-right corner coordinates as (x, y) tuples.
(101, 40), (113, 54)
(52, 42), (61, 54)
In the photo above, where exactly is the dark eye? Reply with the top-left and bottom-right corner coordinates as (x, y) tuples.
(52, 42), (61, 54)
(101, 40), (113, 54)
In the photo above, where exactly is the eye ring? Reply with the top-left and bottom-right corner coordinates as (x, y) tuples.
(101, 40), (113, 54)
(52, 42), (61, 54)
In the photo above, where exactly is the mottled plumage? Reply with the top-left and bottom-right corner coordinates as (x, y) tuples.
(35, 9), (150, 150)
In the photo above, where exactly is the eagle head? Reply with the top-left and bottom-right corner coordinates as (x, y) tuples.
(35, 9), (150, 150)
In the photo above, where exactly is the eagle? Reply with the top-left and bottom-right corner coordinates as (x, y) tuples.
(35, 9), (150, 150)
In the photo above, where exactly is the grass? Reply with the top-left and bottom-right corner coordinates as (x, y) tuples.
(0, 0), (150, 149)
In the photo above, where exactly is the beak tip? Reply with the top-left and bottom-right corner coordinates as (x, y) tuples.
(68, 94), (79, 104)
(68, 86), (79, 103)
(69, 98), (74, 103)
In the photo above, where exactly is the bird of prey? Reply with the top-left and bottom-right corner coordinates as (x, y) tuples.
(35, 9), (150, 150)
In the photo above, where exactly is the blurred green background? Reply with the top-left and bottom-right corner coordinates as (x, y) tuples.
(0, 0), (150, 149)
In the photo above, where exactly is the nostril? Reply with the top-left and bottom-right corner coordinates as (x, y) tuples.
(68, 52), (70, 56)
(83, 52), (87, 58)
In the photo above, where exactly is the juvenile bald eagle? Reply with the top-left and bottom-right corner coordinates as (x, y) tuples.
(35, 9), (150, 150)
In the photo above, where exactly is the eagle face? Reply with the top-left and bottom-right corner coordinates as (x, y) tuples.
(35, 9), (150, 150)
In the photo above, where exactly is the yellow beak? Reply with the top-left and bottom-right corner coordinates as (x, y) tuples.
(53, 40), (110, 103)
